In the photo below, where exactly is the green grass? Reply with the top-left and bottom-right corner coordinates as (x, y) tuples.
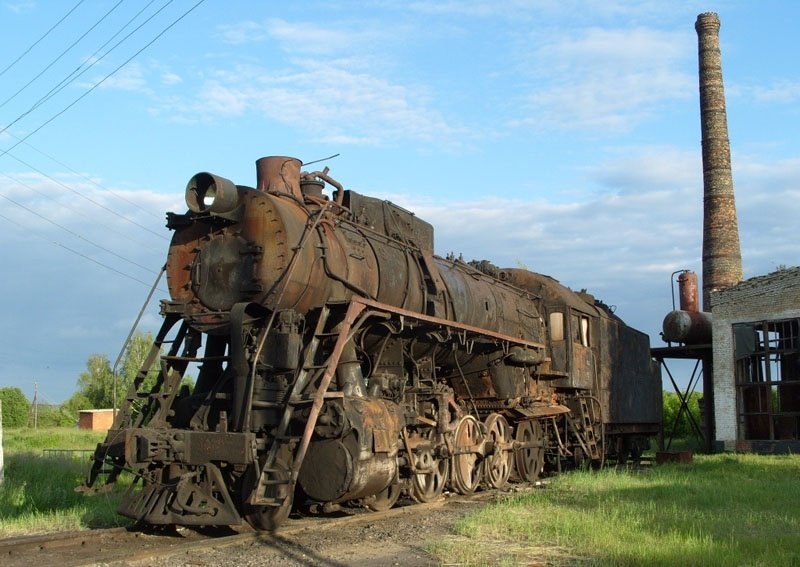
(431, 454), (800, 566)
(2, 427), (106, 454)
(1, 428), (133, 537)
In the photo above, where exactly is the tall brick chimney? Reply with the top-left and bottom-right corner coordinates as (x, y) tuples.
(696, 12), (743, 311)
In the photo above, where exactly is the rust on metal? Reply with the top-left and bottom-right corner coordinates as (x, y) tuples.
(256, 156), (303, 199)
(678, 271), (699, 313)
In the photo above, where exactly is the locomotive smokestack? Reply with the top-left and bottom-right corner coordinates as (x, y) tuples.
(256, 156), (302, 199)
(696, 12), (743, 310)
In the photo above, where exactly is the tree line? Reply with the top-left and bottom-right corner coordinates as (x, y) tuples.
(0, 332), (192, 428)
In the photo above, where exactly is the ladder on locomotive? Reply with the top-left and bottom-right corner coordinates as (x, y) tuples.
(573, 397), (602, 462)
(87, 314), (215, 488)
(123, 317), (222, 429)
(249, 302), (359, 507)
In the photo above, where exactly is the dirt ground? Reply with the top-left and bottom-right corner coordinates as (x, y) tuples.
(131, 496), (484, 567)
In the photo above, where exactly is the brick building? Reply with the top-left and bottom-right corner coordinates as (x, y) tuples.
(710, 267), (800, 452)
(78, 409), (115, 431)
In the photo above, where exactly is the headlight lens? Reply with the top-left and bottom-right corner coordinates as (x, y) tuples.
(185, 172), (238, 214)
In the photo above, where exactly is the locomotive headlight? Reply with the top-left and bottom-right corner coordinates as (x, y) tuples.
(185, 172), (239, 214)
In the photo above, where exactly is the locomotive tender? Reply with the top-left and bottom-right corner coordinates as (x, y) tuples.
(84, 156), (661, 529)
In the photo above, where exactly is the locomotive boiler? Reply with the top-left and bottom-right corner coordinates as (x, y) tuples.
(84, 156), (661, 530)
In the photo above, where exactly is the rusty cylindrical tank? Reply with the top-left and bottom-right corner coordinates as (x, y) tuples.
(662, 310), (712, 344)
(167, 157), (543, 346)
(677, 271), (699, 313)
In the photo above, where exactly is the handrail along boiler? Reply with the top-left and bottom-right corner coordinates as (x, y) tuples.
(84, 156), (661, 529)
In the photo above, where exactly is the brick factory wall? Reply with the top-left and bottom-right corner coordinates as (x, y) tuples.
(710, 267), (800, 450)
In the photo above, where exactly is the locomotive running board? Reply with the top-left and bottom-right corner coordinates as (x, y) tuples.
(354, 296), (546, 351)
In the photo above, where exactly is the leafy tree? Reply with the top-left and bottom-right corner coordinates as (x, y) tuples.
(0, 387), (31, 428)
(67, 332), (161, 411)
(63, 391), (93, 416)
(120, 331), (161, 396)
(74, 354), (115, 409)
(36, 404), (76, 427)
(663, 391), (703, 439)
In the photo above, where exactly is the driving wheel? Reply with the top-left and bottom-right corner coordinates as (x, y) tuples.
(483, 413), (513, 489)
(450, 415), (484, 494)
(515, 420), (544, 482)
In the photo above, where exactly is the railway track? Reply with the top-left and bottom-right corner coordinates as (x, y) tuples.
(0, 487), (522, 566)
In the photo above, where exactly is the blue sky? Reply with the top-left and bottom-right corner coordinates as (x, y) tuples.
(1, 0), (798, 403)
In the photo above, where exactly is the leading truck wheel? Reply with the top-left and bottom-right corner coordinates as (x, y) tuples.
(515, 420), (544, 482)
(241, 445), (294, 531)
(365, 482), (402, 512)
(410, 430), (449, 503)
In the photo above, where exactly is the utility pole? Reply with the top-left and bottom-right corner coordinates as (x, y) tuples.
(31, 382), (39, 429)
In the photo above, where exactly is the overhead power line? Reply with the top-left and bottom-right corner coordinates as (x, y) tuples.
(0, 0), (206, 244)
(21, 137), (163, 219)
(12, 134), (163, 220)
(0, 168), (162, 247)
(0, 190), (158, 275)
(0, 0), (176, 139)
(0, 0), (208, 164)
(0, 212), (163, 290)
(5, 0), (163, 130)
(0, 0), (86, 79)
(0, 0), (126, 110)
(4, 151), (169, 240)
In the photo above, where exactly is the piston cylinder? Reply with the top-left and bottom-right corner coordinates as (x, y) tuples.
(297, 398), (402, 503)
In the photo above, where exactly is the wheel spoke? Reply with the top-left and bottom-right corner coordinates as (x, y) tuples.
(410, 433), (449, 503)
(450, 415), (484, 494)
(483, 413), (512, 489)
(366, 482), (402, 511)
(515, 420), (544, 482)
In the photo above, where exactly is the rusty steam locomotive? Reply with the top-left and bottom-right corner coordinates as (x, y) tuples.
(84, 156), (661, 529)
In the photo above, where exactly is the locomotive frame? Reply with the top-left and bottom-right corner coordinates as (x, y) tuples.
(83, 156), (661, 530)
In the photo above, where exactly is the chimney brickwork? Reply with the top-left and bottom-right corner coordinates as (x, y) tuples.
(696, 12), (743, 311)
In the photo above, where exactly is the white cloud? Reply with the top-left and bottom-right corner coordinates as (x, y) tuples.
(217, 20), (270, 44)
(96, 61), (151, 94)
(514, 27), (695, 132)
(156, 61), (463, 146)
(4, 1), (35, 14)
(589, 146), (701, 191)
(748, 81), (800, 104)
(217, 17), (381, 57)
(161, 72), (182, 86)
(263, 18), (361, 55)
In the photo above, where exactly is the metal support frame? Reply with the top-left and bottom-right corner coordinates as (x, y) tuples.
(661, 358), (704, 449)
(651, 344), (713, 453)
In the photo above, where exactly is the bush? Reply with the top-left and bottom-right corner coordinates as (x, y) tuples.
(0, 387), (30, 428)
(36, 405), (77, 428)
